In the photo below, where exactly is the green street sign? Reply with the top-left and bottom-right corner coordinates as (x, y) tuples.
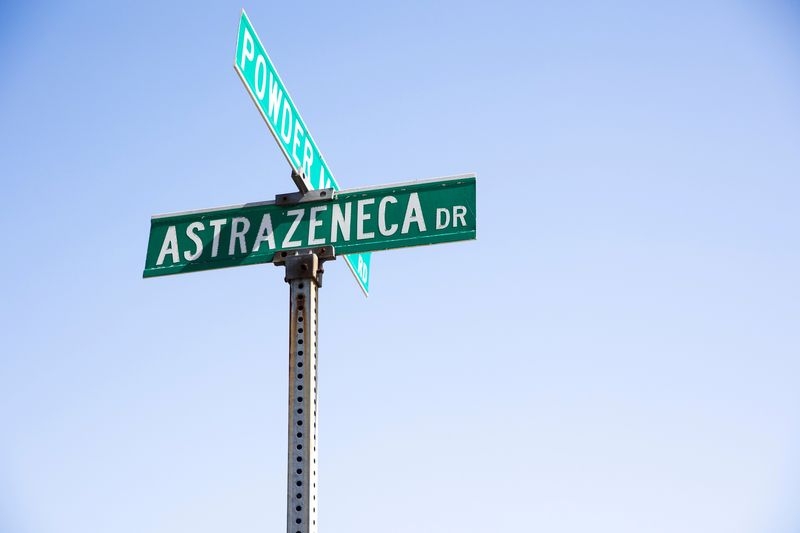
(143, 174), (476, 278)
(233, 9), (372, 295)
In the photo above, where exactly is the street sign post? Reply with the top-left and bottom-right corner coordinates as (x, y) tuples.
(145, 11), (478, 533)
(144, 172), (476, 533)
(234, 9), (372, 296)
(275, 246), (329, 533)
(144, 174), (476, 278)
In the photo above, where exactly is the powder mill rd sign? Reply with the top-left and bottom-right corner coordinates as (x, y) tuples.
(234, 10), (373, 295)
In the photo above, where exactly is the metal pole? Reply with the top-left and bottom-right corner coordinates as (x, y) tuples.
(276, 246), (334, 533)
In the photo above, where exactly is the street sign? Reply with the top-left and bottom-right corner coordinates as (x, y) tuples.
(143, 174), (476, 278)
(148, 10), (479, 531)
(233, 9), (372, 295)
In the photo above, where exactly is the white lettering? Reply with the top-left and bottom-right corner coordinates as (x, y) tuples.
(184, 222), (204, 261)
(239, 29), (254, 70)
(302, 139), (314, 180)
(401, 193), (426, 234)
(357, 199), (375, 240)
(357, 255), (368, 281)
(209, 219), (227, 257)
(254, 55), (267, 100)
(229, 217), (250, 255)
(308, 206), (327, 245)
(267, 72), (284, 126)
(318, 166), (329, 189)
(156, 226), (180, 266)
(292, 122), (304, 168)
(436, 208), (451, 230)
(331, 202), (351, 243)
(280, 100), (293, 144)
(283, 209), (304, 248)
(252, 213), (276, 251)
(452, 205), (467, 227)
(378, 196), (398, 236)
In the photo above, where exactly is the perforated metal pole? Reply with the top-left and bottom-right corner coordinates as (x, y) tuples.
(275, 246), (334, 533)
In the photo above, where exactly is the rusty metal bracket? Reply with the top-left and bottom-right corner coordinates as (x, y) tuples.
(273, 246), (335, 287)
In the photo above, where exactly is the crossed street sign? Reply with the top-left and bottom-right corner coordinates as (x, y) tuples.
(143, 9), (477, 533)
(233, 10), (372, 295)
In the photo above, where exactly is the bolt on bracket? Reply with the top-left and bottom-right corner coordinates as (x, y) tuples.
(273, 246), (336, 286)
(276, 173), (335, 206)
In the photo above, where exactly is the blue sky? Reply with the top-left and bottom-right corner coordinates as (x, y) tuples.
(1, 1), (799, 532)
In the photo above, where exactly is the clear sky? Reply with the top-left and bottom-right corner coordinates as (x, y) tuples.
(1, 1), (799, 532)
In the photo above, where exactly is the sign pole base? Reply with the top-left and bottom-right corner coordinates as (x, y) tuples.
(275, 246), (335, 533)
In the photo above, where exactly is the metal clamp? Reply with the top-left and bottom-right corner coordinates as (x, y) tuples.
(290, 169), (310, 195)
(273, 246), (336, 286)
(277, 171), (335, 205)
(275, 188), (335, 206)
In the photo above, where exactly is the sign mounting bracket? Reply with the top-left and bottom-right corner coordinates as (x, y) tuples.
(273, 246), (336, 288)
(275, 184), (336, 207)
